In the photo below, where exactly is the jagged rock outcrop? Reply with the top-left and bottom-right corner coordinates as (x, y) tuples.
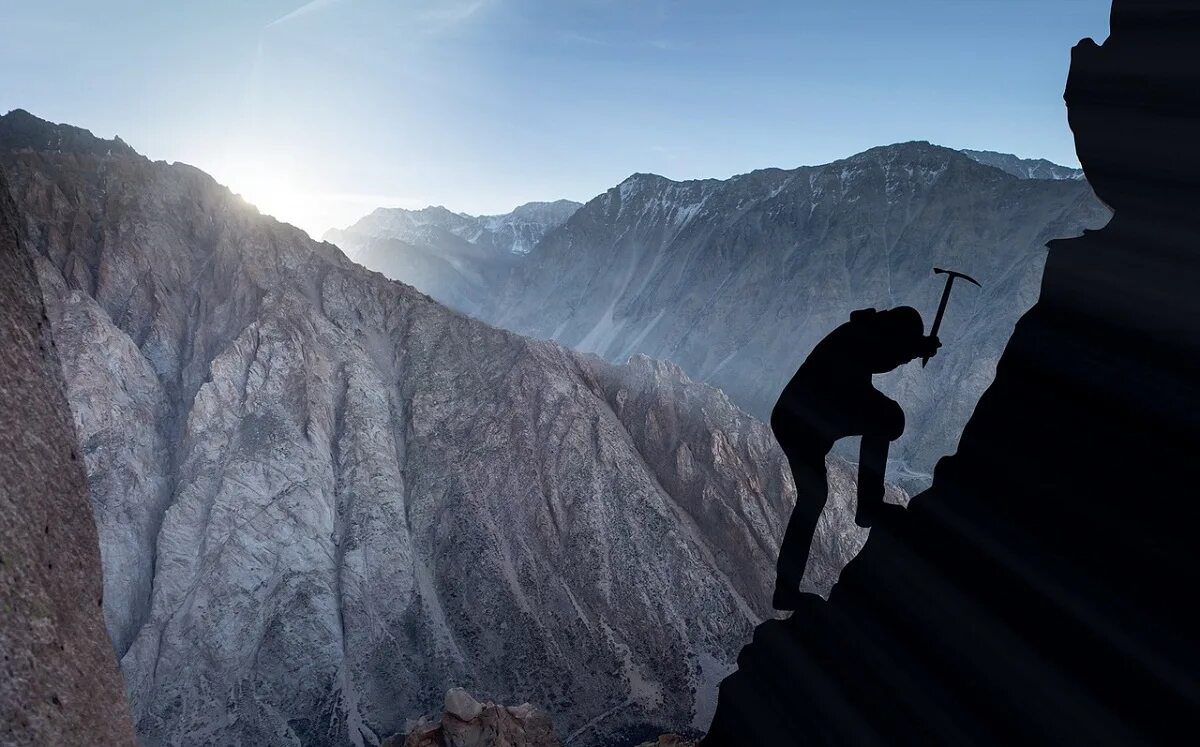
(382, 688), (559, 747)
(0, 109), (877, 746)
(324, 201), (580, 316)
(703, 2), (1200, 743)
(0, 165), (136, 745)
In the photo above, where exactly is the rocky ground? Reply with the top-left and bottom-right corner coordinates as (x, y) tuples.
(384, 688), (559, 747)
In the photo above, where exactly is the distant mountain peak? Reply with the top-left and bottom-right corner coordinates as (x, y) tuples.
(620, 171), (671, 184)
(323, 199), (583, 310)
(854, 140), (942, 156)
(835, 142), (983, 173)
(614, 172), (679, 196)
(960, 149), (1085, 180)
(502, 198), (583, 221)
(358, 200), (581, 226)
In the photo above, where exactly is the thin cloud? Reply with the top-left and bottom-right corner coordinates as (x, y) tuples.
(267, 0), (347, 28)
(418, 0), (493, 28)
(649, 38), (688, 52)
(560, 30), (607, 46)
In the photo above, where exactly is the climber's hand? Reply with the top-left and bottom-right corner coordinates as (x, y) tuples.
(921, 335), (942, 360)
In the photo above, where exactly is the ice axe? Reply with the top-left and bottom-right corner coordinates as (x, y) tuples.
(922, 267), (981, 367)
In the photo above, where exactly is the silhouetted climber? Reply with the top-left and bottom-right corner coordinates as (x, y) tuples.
(771, 307), (939, 610)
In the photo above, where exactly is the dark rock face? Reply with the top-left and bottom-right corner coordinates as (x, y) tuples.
(0, 110), (883, 746)
(703, 3), (1200, 743)
(0, 166), (136, 744)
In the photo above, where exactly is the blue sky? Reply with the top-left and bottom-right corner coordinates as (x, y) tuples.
(1, 1), (1110, 237)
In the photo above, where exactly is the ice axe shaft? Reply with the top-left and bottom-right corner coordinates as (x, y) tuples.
(922, 267), (982, 367)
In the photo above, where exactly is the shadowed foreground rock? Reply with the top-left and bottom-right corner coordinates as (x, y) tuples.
(384, 689), (560, 747)
(0, 169), (135, 743)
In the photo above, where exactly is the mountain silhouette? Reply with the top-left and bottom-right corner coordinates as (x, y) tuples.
(703, 1), (1200, 743)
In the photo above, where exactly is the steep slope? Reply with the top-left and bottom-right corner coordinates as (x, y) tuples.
(324, 201), (580, 316)
(960, 149), (1085, 180)
(0, 109), (869, 746)
(0, 161), (137, 746)
(481, 144), (1110, 488)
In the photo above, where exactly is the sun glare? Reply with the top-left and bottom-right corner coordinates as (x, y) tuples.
(229, 171), (302, 223)
(215, 163), (331, 239)
(207, 159), (428, 240)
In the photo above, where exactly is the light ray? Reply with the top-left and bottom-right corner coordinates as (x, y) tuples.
(267, 0), (346, 28)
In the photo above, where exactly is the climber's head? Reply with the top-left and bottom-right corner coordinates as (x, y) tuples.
(850, 306), (938, 373)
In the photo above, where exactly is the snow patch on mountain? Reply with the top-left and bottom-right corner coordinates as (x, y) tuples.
(330, 200), (581, 257)
(961, 149), (1085, 181)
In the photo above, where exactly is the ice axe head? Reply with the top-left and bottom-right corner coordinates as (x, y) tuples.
(933, 267), (982, 289)
(923, 267), (982, 367)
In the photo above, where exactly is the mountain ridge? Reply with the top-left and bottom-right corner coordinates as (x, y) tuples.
(960, 148), (1085, 180)
(323, 197), (582, 316)
(326, 199), (582, 257)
